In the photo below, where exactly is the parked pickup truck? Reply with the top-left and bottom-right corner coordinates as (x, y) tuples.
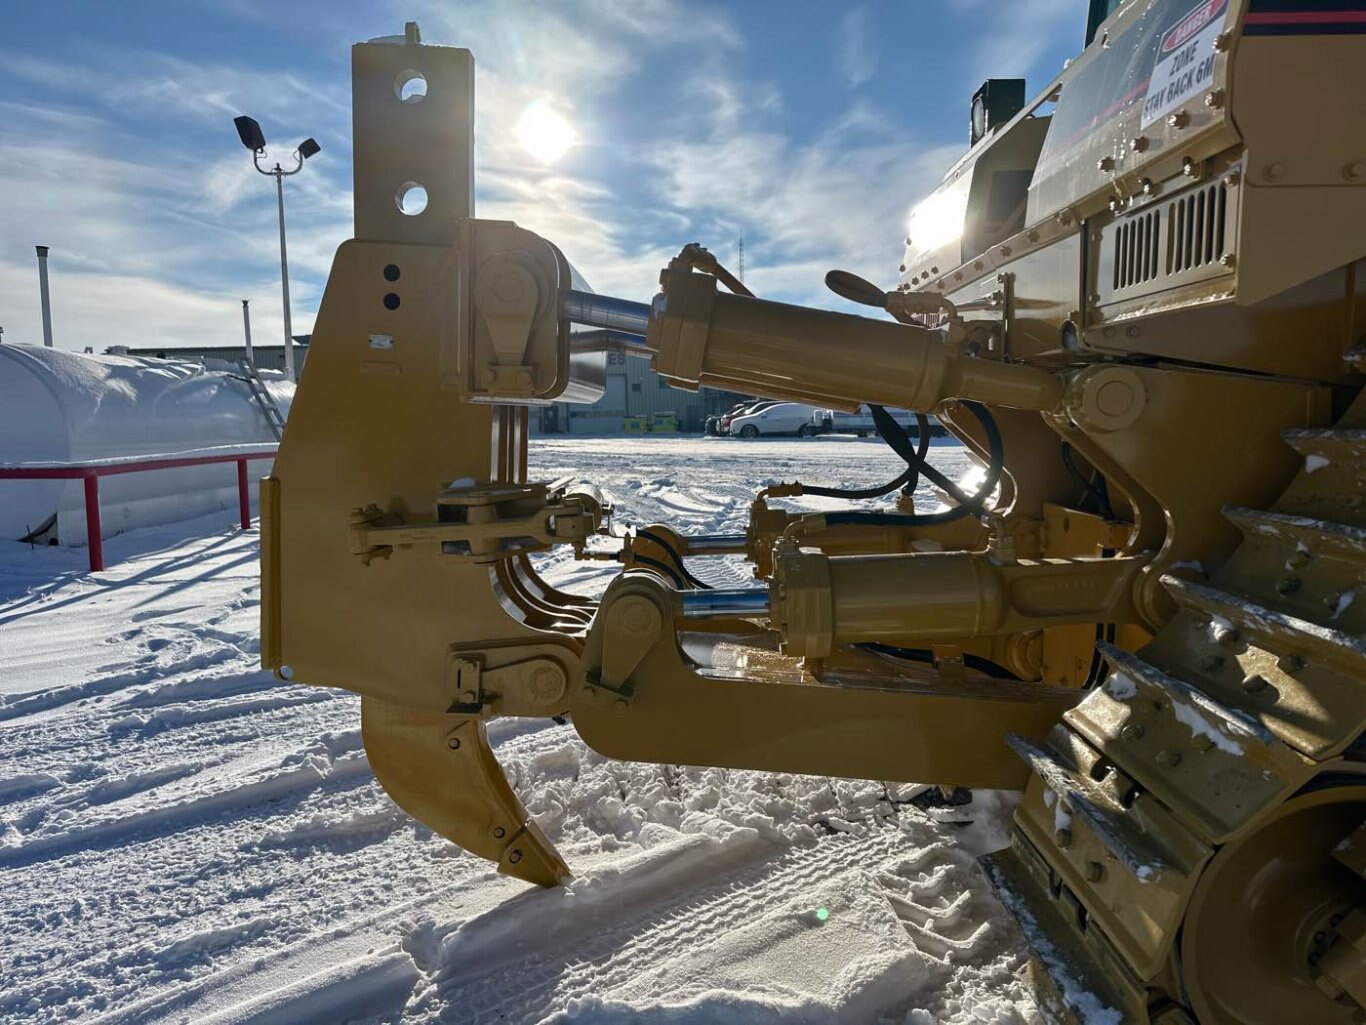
(812, 405), (945, 438)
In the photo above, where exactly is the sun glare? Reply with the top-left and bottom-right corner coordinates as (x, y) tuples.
(515, 100), (577, 164)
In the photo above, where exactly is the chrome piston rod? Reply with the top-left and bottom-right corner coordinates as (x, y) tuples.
(565, 290), (653, 340)
(680, 588), (771, 619)
(682, 534), (748, 555)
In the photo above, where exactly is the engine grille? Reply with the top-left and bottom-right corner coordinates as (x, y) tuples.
(1168, 181), (1227, 275)
(1102, 177), (1235, 304)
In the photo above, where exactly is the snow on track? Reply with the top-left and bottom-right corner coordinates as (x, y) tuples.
(0, 435), (1045, 1024)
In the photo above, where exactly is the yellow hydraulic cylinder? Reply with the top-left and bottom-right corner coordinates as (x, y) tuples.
(648, 267), (1064, 413)
(770, 549), (1144, 658)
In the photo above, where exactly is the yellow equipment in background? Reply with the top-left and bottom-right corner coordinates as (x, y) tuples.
(262, 6), (1366, 1022)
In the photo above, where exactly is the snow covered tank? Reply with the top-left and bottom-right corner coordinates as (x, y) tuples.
(0, 344), (292, 545)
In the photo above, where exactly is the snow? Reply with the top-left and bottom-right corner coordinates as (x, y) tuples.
(1170, 699), (1244, 756)
(1332, 589), (1355, 619)
(1104, 672), (1137, 702)
(0, 434), (1053, 1025)
(1304, 454), (1330, 474)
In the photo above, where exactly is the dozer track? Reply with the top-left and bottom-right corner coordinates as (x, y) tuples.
(987, 378), (1366, 1024)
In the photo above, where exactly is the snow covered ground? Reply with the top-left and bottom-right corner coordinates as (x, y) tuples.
(0, 435), (1050, 1025)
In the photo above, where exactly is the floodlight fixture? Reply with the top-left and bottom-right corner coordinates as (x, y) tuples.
(234, 115), (267, 152)
(231, 115), (320, 383)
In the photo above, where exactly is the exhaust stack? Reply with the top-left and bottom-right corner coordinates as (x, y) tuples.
(35, 245), (54, 348)
(241, 299), (256, 369)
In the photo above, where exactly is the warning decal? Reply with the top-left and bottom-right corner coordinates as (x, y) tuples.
(1140, 0), (1228, 127)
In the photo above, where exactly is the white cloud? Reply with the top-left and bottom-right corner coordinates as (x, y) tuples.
(0, 259), (307, 351)
(837, 7), (876, 88)
(2, 0), (1072, 358)
(953, 0), (1088, 84)
(643, 77), (961, 309)
(0, 50), (350, 353)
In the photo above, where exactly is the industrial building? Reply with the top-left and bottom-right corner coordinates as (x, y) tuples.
(537, 336), (748, 434)
(110, 338), (311, 375)
(103, 335), (736, 434)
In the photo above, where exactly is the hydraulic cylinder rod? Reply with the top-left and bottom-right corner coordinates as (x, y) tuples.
(682, 534), (748, 554)
(680, 588), (771, 619)
(564, 290), (653, 338)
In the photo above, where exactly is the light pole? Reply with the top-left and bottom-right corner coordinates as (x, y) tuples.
(233, 115), (320, 382)
(241, 298), (255, 368)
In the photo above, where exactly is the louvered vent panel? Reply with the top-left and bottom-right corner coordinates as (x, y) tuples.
(1168, 181), (1227, 274)
(1113, 208), (1161, 290)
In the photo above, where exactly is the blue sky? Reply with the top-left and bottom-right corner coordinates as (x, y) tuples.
(0, 0), (1088, 351)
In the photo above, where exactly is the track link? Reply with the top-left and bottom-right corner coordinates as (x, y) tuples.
(987, 390), (1366, 1023)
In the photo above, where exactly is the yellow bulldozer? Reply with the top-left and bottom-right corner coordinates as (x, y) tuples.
(259, 4), (1366, 1021)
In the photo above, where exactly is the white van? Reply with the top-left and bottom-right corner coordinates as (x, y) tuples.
(729, 402), (820, 438)
(812, 405), (940, 438)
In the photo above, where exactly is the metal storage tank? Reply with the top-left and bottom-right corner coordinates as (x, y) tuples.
(0, 345), (292, 545)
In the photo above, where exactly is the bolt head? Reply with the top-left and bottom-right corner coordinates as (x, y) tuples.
(1156, 749), (1182, 768)
(1055, 827), (1073, 848)
(492, 825), (506, 839)
(1276, 576), (1301, 595)
(1121, 723), (1145, 741)
(447, 736), (462, 750)
(1277, 652), (1305, 673)
(1220, 252), (1236, 268)
(1264, 162), (1287, 180)
(1167, 110), (1190, 129)
(508, 849), (523, 864)
(1205, 89), (1226, 109)
(1242, 673), (1269, 694)
(1085, 861), (1106, 882)
(1097, 156), (1115, 172)
(1345, 162), (1366, 181)
(1129, 136), (1148, 153)
(1213, 624), (1240, 646)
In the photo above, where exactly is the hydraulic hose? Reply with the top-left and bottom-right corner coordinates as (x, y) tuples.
(800, 412), (933, 501)
(823, 402), (1005, 528)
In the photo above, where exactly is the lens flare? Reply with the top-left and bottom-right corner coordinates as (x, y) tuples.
(515, 100), (577, 164)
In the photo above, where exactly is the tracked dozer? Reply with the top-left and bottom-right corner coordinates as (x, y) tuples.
(261, 5), (1366, 1021)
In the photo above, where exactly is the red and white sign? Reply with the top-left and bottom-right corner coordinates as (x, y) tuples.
(1141, 0), (1228, 127)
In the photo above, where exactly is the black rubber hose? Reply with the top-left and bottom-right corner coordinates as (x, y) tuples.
(626, 552), (686, 589)
(823, 402), (1005, 528)
(801, 411), (932, 500)
(860, 642), (1019, 681)
(634, 528), (713, 590)
(1061, 442), (1115, 521)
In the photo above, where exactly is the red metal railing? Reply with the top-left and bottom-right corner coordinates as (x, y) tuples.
(0, 444), (278, 572)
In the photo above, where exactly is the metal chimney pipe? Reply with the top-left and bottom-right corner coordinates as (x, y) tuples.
(241, 299), (256, 369)
(35, 245), (54, 348)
